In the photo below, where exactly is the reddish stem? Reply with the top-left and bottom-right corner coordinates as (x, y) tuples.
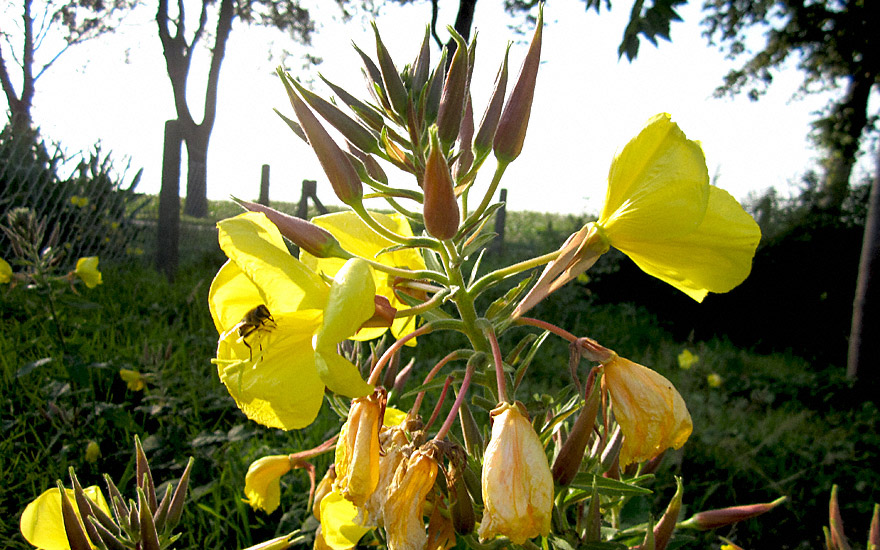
(425, 376), (453, 432)
(433, 360), (476, 441)
(483, 325), (508, 403)
(368, 323), (433, 385)
(411, 350), (466, 416)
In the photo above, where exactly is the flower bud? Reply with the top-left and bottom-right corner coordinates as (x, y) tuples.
(436, 29), (469, 151)
(279, 69), (363, 206)
(638, 477), (683, 550)
(85, 441), (101, 464)
(479, 402), (553, 544)
(473, 47), (509, 161)
(244, 454), (293, 514)
(372, 22), (408, 116)
(446, 451), (475, 535)
(453, 98), (475, 181)
(384, 447), (439, 550)
(347, 144), (388, 184)
(423, 128), (460, 240)
(493, 6), (542, 163)
(410, 27), (432, 95)
(424, 49), (448, 125)
(359, 295), (397, 330)
(552, 373), (601, 485)
(334, 388), (386, 506)
(679, 496), (787, 531)
(869, 503), (879, 549)
(234, 199), (351, 260)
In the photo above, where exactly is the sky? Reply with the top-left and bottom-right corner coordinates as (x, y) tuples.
(18, 0), (862, 215)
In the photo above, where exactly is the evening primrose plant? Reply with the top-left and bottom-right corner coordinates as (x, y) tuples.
(19, 7), (780, 550)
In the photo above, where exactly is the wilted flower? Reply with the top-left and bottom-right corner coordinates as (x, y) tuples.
(602, 351), (693, 467)
(19, 485), (111, 550)
(364, 422), (411, 526)
(383, 448), (439, 550)
(244, 454), (293, 514)
(334, 389), (385, 507)
(479, 402), (553, 544)
(300, 211), (427, 343)
(678, 349), (699, 370)
(74, 256), (102, 288)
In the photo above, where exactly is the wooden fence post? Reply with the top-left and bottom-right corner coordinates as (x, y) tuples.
(157, 120), (181, 281)
(491, 188), (508, 254)
(296, 179), (329, 219)
(259, 164), (270, 206)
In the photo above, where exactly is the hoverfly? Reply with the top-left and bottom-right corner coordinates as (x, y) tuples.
(222, 304), (276, 360)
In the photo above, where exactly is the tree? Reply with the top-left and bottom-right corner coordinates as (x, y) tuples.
(0, 0), (136, 136)
(156, 0), (316, 217)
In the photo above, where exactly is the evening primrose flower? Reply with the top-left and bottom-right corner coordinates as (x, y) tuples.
(479, 402), (553, 544)
(601, 352), (693, 467)
(244, 454), (293, 513)
(677, 349), (699, 370)
(1, 258), (11, 283)
(300, 211), (427, 343)
(383, 447), (439, 550)
(319, 490), (373, 550)
(334, 389), (385, 507)
(20, 485), (110, 550)
(209, 212), (376, 430)
(84, 440), (101, 463)
(74, 257), (102, 288)
(707, 373), (723, 388)
(119, 368), (147, 391)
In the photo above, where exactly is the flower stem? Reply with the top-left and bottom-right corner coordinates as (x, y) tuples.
(433, 359), (476, 441)
(367, 323), (433, 385)
(483, 324), (508, 403)
(470, 248), (563, 296)
(411, 349), (470, 416)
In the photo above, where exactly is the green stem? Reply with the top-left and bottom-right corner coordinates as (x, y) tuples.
(470, 248), (563, 297)
(350, 201), (436, 249)
(357, 256), (449, 286)
(461, 160), (509, 233)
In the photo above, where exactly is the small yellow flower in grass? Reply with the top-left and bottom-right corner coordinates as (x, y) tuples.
(70, 195), (89, 207)
(20, 485), (111, 550)
(601, 351), (692, 467)
(678, 349), (699, 370)
(1, 257), (11, 283)
(244, 454), (293, 514)
(320, 490), (373, 550)
(209, 212), (376, 430)
(479, 402), (553, 544)
(84, 440), (101, 463)
(335, 389), (385, 507)
(119, 368), (146, 391)
(707, 373), (723, 388)
(383, 447), (439, 550)
(300, 211), (427, 344)
(74, 257), (102, 288)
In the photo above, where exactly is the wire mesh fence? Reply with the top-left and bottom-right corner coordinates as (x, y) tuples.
(0, 129), (150, 271)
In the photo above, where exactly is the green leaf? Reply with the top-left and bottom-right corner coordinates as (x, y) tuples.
(570, 473), (653, 497)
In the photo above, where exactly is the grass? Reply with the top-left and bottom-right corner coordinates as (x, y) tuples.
(2, 203), (878, 549)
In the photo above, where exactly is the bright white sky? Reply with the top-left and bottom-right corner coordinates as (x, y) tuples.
(21, 0), (854, 215)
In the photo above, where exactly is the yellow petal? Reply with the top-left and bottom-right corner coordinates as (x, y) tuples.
(209, 260), (267, 334)
(615, 186), (761, 301)
(244, 455), (293, 514)
(217, 212), (328, 313)
(384, 449), (439, 550)
(599, 113), (709, 243)
(0, 258), (11, 283)
(20, 486), (110, 550)
(75, 257), (103, 288)
(216, 311), (325, 429)
(315, 259), (376, 348)
(320, 490), (372, 550)
(602, 355), (693, 467)
(313, 351), (373, 399)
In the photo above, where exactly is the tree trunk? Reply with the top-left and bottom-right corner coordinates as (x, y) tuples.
(847, 147), (880, 381)
(183, 134), (209, 217)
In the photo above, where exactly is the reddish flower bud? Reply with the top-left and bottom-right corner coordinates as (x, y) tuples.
(437, 29), (469, 151)
(360, 295), (397, 329)
(493, 6), (542, 163)
(423, 129), (460, 240)
(473, 47), (509, 161)
(233, 198), (350, 259)
(372, 22), (409, 116)
(279, 69), (363, 206)
(639, 477), (683, 550)
(552, 372), (601, 486)
(869, 503), (879, 549)
(410, 27), (432, 94)
(679, 496), (787, 530)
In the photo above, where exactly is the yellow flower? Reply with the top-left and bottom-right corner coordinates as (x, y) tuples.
(677, 349), (699, 370)
(479, 402), (553, 544)
(84, 440), (101, 463)
(602, 352), (693, 467)
(209, 212), (376, 430)
(74, 257), (102, 288)
(70, 195), (89, 207)
(334, 389), (385, 507)
(244, 454), (293, 514)
(707, 373), (723, 388)
(1, 257), (11, 283)
(383, 448), (439, 550)
(593, 113), (761, 302)
(300, 211), (427, 343)
(319, 490), (373, 550)
(119, 368), (146, 391)
(20, 485), (111, 550)
(313, 467), (337, 522)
